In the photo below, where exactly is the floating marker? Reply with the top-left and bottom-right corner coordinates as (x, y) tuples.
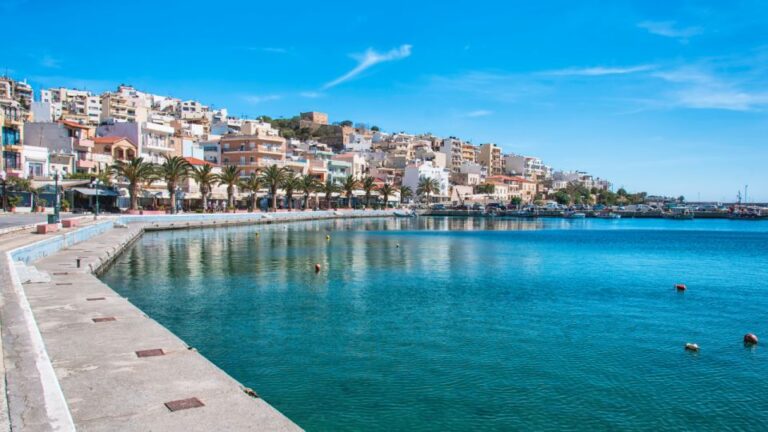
(675, 284), (686, 291)
(315, 263), (321, 273)
(326, 235), (331, 240)
(684, 343), (699, 352)
(744, 333), (759, 345)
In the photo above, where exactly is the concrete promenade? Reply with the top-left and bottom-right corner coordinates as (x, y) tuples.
(0, 210), (396, 431)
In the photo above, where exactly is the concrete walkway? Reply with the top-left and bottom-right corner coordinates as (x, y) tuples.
(25, 225), (300, 431)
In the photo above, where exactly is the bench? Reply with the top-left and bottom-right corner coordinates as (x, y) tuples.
(62, 219), (79, 228)
(36, 224), (59, 234)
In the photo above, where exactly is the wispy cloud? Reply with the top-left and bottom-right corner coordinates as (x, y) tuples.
(465, 110), (493, 117)
(323, 44), (412, 89)
(654, 66), (768, 111)
(638, 21), (702, 40)
(40, 55), (61, 69)
(243, 94), (281, 104)
(300, 91), (323, 98)
(543, 65), (655, 76)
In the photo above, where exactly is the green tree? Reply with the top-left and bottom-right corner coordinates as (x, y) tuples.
(281, 173), (302, 210)
(509, 196), (523, 208)
(361, 176), (376, 207)
(339, 120), (353, 127)
(240, 173), (262, 212)
(158, 155), (191, 214)
(554, 190), (571, 205)
(216, 165), (242, 209)
(190, 164), (217, 211)
(111, 157), (156, 211)
(259, 164), (289, 211)
(370, 125), (380, 132)
(341, 175), (359, 209)
(299, 174), (319, 210)
(321, 179), (339, 209)
(399, 185), (413, 204)
(417, 177), (440, 204)
(378, 183), (395, 208)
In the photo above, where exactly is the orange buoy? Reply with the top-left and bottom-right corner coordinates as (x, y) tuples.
(684, 343), (700, 352)
(675, 284), (687, 291)
(314, 263), (321, 273)
(744, 333), (759, 345)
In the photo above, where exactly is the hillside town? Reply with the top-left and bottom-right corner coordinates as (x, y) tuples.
(0, 74), (619, 213)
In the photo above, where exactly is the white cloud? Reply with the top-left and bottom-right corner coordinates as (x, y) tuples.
(40, 55), (61, 69)
(638, 21), (702, 39)
(654, 66), (768, 111)
(300, 91), (323, 98)
(465, 110), (493, 117)
(544, 65), (655, 76)
(323, 44), (412, 89)
(243, 94), (281, 104)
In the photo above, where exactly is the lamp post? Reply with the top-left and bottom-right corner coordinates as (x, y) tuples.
(52, 169), (62, 223)
(0, 171), (7, 213)
(90, 178), (102, 220)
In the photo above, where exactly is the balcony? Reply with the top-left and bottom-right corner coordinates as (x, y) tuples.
(257, 145), (284, 156)
(77, 159), (95, 169)
(74, 138), (94, 149)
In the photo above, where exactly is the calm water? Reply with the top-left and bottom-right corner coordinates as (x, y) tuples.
(101, 217), (768, 431)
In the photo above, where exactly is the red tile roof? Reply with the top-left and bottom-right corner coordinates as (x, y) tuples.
(60, 120), (92, 130)
(94, 136), (132, 145)
(184, 157), (216, 166)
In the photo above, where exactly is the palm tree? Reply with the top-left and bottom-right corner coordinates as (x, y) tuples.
(378, 183), (395, 208)
(361, 176), (376, 208)
(417, 176), (440, 204)
(399, 185), (413, 204)
(158, 155), (191, 214)
(240, 173), (262, 212)
(298, 174), (319, 210)
(320, 179), (339, 209)
(111, 157), (156, 211)
(341, 175), (359, 209)
(259, 164), (289, 211)
(281, 173), (301, 211)
(190, 164), (216, 211)
(216, 165), (241, 210)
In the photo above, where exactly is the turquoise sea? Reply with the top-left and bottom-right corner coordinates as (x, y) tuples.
(100, 217), (768, 431)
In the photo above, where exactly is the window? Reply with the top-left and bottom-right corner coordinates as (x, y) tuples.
(27, 162), (44, 177)
(2, 151), (21, 169)
(1, 127), (20, 146)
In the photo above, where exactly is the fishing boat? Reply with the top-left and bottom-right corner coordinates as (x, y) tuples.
(596, 212), (621, 219)
(663, 207), (694, 220)
(564, 211), (586, 219)
(394, 209), (416, 218)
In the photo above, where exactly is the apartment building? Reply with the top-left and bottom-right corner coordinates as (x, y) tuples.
(478, 143), (502, 176)
(486, 175), (537, 203)
(97, 121), (176, 164)
(40, 88), (102, 125)
(439, 138), (464, 173)
(24, 120), (102, 175)
(219, 121), (287, 177)
(403, 161), (451, 198)
(462, 143), (477, 164)
(100, 85), (149, 123)
(0, 78), (26, 176)
(504, 154), (551, 181)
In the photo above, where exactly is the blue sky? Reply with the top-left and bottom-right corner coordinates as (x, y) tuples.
(3, 0), (767, 201)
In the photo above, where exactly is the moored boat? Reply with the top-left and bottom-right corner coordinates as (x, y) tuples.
(663, 207), (694, 220)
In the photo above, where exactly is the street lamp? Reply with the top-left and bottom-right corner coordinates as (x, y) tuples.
(90, 177), (102, 220)
(0, 171), (7, 213)
(52, 169), (62, 223)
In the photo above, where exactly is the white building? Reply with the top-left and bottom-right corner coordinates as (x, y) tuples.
(439, 138), (464, 173)
(22, 145), (49, 178)
(403, 161), (450, 198)
(504, 154), (551, 180)
(40, 88), (101, 124)
(97, 121), (175, 164)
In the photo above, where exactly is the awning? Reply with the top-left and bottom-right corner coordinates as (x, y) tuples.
(72, 188), (119, 197)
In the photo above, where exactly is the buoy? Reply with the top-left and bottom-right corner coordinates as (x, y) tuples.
(675, 284), (686, 291)
(314, 263), (321, 273)
(326, 234), (331, 240)
(684, 343), (699, 352)
(396, 243), (400, 248)
(744, 333), (759, 345)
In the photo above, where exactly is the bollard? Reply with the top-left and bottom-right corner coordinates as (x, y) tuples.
(76, 258), (81, 268)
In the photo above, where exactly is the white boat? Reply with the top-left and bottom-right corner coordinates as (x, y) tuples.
(664, 207), (694, 220)
(394, 210), (416, 218)
(564, 211), (586, 219)
(596, 213), (621, 219)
